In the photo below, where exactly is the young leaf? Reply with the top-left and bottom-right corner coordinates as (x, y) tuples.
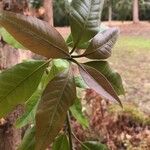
(52, 134), (70, 150)
(83, 28), (119, 59)
(0, 11), (70, 58)
(69, 0), (104, 46)
(79, 64), (122, 106)
(82, 141), (108, 150)
(17, 126), (35, 150)
(70, 98), (89, 128)
(16, 59), (70, 128)
(0, 60), (48, 118)
(0, 27), (24, 49)
(84, 61), (125, 95)
(36, 65), (76, 150)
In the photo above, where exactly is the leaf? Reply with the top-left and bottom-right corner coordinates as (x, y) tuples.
(66, 24), (109, 49)
(36, 65), (76, 150)
(74, 76), (88, 89)
(0, 11), (70, 58)
(15, 87), (41, 128)
(79, 64), (122, 106)
(84, 61), (125, 95)
(70, 98), (89, 128)
(52, 134), (70, 150)
(0, 60), (48, 117)
(16, 59), (70, 128)
(83, 28), (119, 59)
(0, 27), (24, 49)
(66, 33), (90, 49)
(17, 126), (35, 150)
(82, 141), (108, 150)
(69, 0), (104, 46)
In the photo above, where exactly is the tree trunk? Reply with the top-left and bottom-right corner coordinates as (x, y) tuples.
(43, 0), (54, 26)
(133, 0), (139, 23)
(108, 3), (112, 25)
(0, 1), (32, 150)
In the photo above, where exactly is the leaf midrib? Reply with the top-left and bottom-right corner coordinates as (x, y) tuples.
(0, 61), (49, 104)
(71, 0), (93, 44)
(84, 33), (117, 56)
(39, 67), (71, 150)
(79, 64), (119, 102)
(1, 15), (70, 57)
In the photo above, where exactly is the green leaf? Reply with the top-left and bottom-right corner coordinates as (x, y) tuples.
(16, 59), (70, 128)
(66, 24), (109, 49)
(69, 0), (104, 46)
(35, 65), (76, 150)
(83, 28), (119, 59)
(84, 61), (125, 95)
(70, 98), (89, 128)
(15, 87), (42, 128)
(82, 141), (108, 150)
(66, 33), (90, 49)
(52, 134), (70, 150)
(17, 126), (35, 150)
(74, 76), (88, 89)
(79, 64), (122, 106)
(0, 27), (24, 49)
(0, 11), (70, 58)
(0, 60), (48, 117)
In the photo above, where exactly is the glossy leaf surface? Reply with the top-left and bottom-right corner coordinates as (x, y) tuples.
(0, 27), (24, 49)
(83, 28), (119, 59)
(36, 65), (76, 150)
(79, 64), (122, 105)
(69, 0), (104, 46)
(85, 61), (125, 95)
(0, 11), (70, 58)
(0, 60), (48, 117)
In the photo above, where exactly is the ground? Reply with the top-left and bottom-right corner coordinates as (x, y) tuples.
(56, 21), (150, 114)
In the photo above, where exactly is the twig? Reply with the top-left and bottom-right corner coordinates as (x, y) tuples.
(66, 111), (74, 150)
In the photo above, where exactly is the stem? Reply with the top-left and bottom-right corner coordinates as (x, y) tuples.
(69, 36), (81, 55)
(66, 111), (74, 150)
(71, 53), (87, 58)
(72, 132), (89, 150)
(70, 46), (76, 55)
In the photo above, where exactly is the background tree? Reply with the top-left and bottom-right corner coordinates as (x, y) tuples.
(43, 0), (53, 25)
(133, 0), (139, 23)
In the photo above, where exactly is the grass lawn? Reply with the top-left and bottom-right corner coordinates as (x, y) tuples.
(110, 36), (150, 114)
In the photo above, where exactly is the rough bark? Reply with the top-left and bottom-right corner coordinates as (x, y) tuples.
(133, 0), (139, 23)
(43, 0), (54, 26)
(0, 106), (24, 150)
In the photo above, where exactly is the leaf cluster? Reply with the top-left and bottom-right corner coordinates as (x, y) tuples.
(0, 0), (124, 149)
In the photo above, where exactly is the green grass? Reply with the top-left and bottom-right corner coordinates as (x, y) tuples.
(116, 36), (150, 50)
(109, 36), (150, 114)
